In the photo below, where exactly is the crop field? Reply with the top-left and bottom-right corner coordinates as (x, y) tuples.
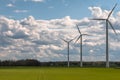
(0, 67), (120, 80)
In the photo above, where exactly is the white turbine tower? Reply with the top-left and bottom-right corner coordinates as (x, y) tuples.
(90, 3), (117, 68)
(61, 38), (74, 67)
(75, 25), (88, 67)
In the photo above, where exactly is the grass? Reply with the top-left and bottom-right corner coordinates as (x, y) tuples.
(0, 67), (120, 80)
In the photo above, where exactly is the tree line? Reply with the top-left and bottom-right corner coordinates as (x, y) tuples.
(0, 59), (120, 67)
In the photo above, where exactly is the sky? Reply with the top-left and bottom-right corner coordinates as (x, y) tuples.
(0, 0), (120, 62)
(0, 0), (120, 20)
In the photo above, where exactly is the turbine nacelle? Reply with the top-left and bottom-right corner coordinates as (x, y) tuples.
(61, 37), (76, 43)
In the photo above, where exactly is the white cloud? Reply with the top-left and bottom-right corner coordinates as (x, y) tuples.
(89, 7), (102, 18)
(32, 0), (44, 2)
(14, 10), (28, 13)
(6, 3), (14, 7)
(88, 6), (110, 18)
(0, 6), (120, 61)
(24, 0), (44, 2)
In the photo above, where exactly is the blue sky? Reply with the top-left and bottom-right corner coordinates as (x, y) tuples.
(0, 0), (120, 20)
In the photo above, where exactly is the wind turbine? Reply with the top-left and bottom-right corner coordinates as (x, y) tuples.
(75, 25), (88, 67)
(61, 38), (74, 67)
(90, 3), (117, 68)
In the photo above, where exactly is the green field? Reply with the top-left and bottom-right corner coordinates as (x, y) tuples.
(0, 67), (120, 80)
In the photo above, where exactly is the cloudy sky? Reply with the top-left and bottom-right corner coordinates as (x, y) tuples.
(0, 0), (120, 61)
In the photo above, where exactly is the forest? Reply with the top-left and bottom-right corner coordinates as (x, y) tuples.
(0, 59), (120, 67)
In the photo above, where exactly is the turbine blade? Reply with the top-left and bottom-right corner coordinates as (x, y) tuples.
(76, 25), (81, 34)
(69, 36), (77, 42)
(75, 36), (81, 43)
(107, 3), (117, 19)
(90, 18), (106, 20)
(108, 20), (117, 35)
(61, 38), (68, 43)
(69, 39), (74, 42)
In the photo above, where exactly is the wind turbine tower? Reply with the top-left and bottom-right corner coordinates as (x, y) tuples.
(61, 38), (74, 67)
(90, 3), (117, 68)
(75, 25), (88, 67)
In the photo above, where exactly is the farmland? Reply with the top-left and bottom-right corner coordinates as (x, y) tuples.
(0, 67), (120, 80)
